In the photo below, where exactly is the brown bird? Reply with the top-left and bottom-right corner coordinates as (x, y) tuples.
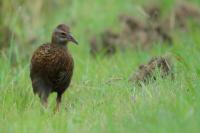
(30, 24), (78, 111)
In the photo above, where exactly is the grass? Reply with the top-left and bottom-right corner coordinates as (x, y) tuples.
(1, 0), (200, 132)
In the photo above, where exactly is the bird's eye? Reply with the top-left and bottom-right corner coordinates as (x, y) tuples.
(60, 32), (66, 36)
(60, 32), (66, 38)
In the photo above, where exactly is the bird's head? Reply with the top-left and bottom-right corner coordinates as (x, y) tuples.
(51, 24), (78, 45)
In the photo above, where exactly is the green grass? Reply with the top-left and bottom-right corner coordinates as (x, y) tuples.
(1, 0), (200, 132)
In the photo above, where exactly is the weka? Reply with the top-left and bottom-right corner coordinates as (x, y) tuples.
(30, 24), (78, 111)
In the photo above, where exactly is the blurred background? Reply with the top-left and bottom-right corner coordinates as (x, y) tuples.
(1, 0), (200, 63)
(1, 0), (200, 132)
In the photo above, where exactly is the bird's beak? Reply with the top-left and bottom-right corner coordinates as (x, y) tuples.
(67, 33), (78, 45)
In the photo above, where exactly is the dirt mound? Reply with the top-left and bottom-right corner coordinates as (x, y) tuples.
(118, 13), (172, 50)
(89, 30), (120, 57)
(129, 56), (174, 84)
(89, 1), (200, 57)
(175, 2), (200, 29)
(144, 4), (161, 22)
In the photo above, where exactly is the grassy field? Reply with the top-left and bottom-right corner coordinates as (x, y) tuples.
(1, 0), (200, 132)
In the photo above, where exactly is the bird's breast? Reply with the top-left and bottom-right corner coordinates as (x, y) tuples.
(31, 45), (74, 75)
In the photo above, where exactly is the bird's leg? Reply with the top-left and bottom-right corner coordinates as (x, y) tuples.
(55, 93), (62, 112)
(41, 98), (48, 108)
(40, 92), (49, 108)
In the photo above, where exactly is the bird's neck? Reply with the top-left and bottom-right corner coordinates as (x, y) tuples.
(51, 42), (68, 50)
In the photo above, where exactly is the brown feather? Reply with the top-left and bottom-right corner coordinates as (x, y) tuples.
(30, 24), (77, 111)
